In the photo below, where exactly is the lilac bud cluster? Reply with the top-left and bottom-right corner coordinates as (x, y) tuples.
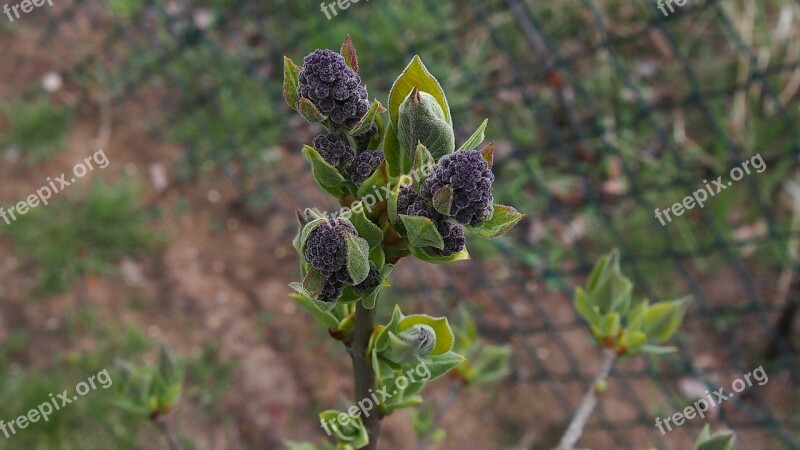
(397, 186), (466, 257)
(303, 218), (356, 302)
(421, 149), (494, 227)
(350, 150), (385, 184)
(298, 49), (369, 126)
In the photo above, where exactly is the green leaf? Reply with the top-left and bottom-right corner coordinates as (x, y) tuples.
(356, 159), (388, 197)
(638, 344), (677, 355)
(696, 434), (736, 450)
(302, 145), (346, 189)
(694, 425), (736, 450)
(457, 119), (489, 152)
(346, 203), (383, 249)
(361, 288), (379, 310)
(586, 249), (634, 314)
(369, 245), (386, 269)
(388, 55), (451, 128)
(408, 245), (470, 264)
(283, 56), (302, 110)
(621, 330), (647, 353)
(399, 214), (444, 249)
(465, 345), (512, 386)
(297, 97), (326, 123)
(302, 267), (327, 298)
(599, 312), (621, 337)
(318, 410), (369, 449)
(361, 264), (392, 310)
(289, 282), (337, 313)
(642, 297), (690, 343)
(467, 204), (524, 239)
(625, 300), (649, 335)
(575, 287), (601, 325)
(299, 218), (327, 253)
(345, 234), (371, 285)
(411, 405), (435, 436)
(386, 179), (408, 225)
(397, 377), (426, 399)
(373, 305), (404, 354)
(381, 395), (424, 413)
(157, 342), (181, 385)
(412, 142), (435, 183)
(432, 186), (453, 216)
(339, 35), (359, 72)
(696, 424), (712, 443)
(368, 113), (385, 150)
(373, 352), (395, 383)
(289, 292), (340, 329)
(587, 252), (611, 293)
(383, 121), (408, 177)
(350, 99), (384, 136)
(425, 351), (466, 380)
(284, 441), (331, 450)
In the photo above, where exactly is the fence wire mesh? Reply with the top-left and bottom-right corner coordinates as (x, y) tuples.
(6, 0), (800, 448)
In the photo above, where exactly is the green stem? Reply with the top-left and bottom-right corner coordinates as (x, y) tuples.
(351, 301), (381, 449)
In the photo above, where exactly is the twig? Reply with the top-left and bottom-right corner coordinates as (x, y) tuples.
(153, 415), (185, 450)
(93, 86), (112, 150)
(556, 349), (617, 450)
(415, 380), (463, 450)
(350, 301), (381, 449)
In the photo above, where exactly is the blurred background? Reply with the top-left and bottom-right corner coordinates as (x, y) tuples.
(0, 0), (798, 449)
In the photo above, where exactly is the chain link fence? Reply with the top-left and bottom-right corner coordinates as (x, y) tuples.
(8, 0), (800, 448)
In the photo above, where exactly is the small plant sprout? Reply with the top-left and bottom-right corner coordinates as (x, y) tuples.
(283, 36), (524, 449)
(557, 249), (691, 450)
(114, 342), (186, 450)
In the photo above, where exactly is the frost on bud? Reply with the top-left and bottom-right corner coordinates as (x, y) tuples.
(388, 324), (437, 363)
(397, 88), (455, 162)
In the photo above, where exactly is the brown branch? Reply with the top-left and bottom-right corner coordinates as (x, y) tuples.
(556, 349), (617, 450)
(350, 301), (382, 449)
(153, 415), (184, 450)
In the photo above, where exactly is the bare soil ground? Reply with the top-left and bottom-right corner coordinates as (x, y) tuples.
(0, 12), (796, 450)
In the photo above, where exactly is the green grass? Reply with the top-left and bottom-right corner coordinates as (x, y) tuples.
(3, 179), (163, 296)
(0, 313), (149, 450)
(0, 96), (73, 164)
(0, 305), (236, 450)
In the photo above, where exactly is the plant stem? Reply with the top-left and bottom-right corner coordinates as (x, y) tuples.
(153, 415), (185, 450)
(351, 301), (381, 449)
(556, 349), (617, 450)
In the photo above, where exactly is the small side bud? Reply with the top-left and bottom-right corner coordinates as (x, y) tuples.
(397, 88), (455, 161)
(388, 324), (437, 363)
